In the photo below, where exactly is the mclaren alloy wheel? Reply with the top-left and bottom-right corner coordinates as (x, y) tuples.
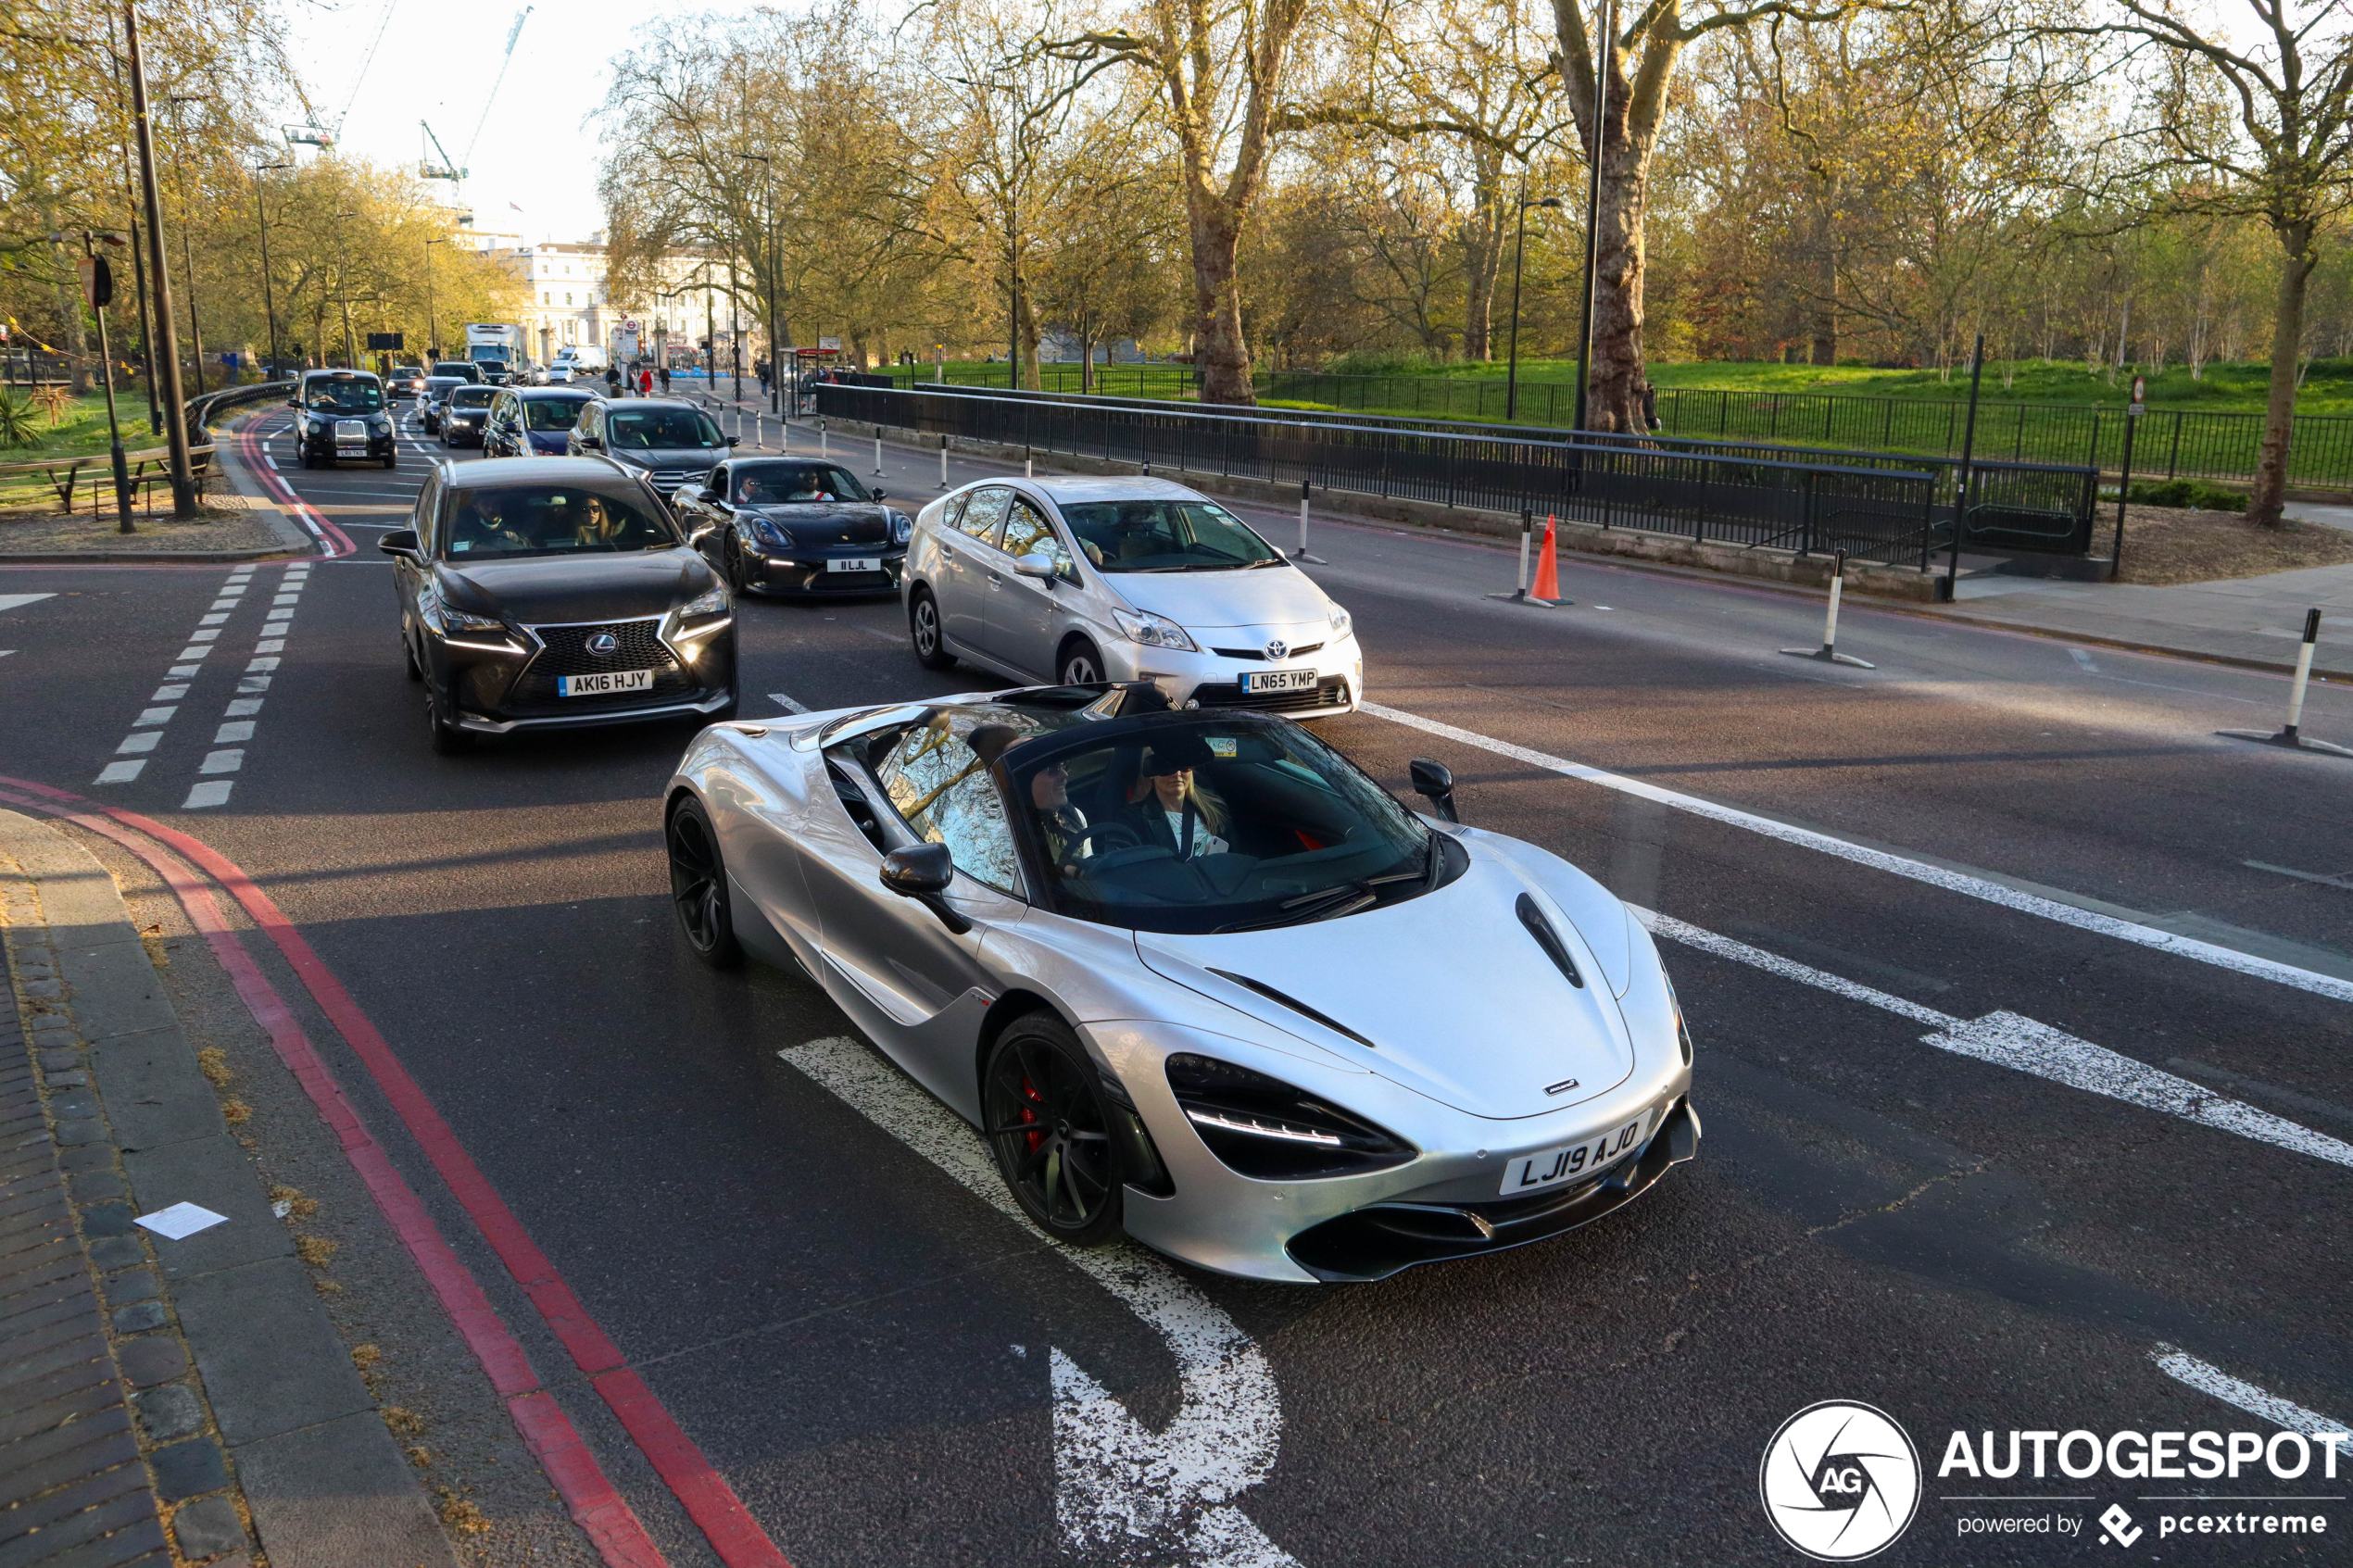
(666, 797), (743, 968)
(982, 1014), (1123, 1246)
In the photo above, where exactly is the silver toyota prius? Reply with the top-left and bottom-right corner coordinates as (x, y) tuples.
(666, 683), (1699, 1283)
(901, 477), (1364, 719)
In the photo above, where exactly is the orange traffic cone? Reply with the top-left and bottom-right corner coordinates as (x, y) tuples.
(1529, 512), (1562, 603)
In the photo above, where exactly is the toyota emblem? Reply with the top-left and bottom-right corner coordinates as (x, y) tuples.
(1264, 638), (1289, 660)
(586, 632), (620, 656)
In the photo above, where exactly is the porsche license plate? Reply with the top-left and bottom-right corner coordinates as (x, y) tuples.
(826, 558), (882, 572)
(1243, 669), (1318, 694)
(559, 669), (653, 696)
(1500, 1112), (1651, 1198)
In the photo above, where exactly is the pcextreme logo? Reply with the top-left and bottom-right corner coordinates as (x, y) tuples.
(1760, 1400), (1924, 1562)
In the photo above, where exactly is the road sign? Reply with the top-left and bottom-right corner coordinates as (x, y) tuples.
(2129, 375), (2146, 417)
(75, 256), (113, 309)
(367, 331), (405, 351)
(818, 335), (842, 351)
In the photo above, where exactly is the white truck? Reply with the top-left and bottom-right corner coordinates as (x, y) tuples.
(462, 322), (527, 383)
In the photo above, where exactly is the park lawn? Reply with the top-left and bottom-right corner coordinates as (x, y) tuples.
(1277, 357), (2353, 416)
(0, 393), (187, 513)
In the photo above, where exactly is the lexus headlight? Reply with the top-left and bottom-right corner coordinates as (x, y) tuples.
(1327, 602), (1353, 637)
(1113, 608), (1198, 652)
(421, 583), (505, 636)
(678, 584), (731, 619)
(1166, 1054), (1414, 1180)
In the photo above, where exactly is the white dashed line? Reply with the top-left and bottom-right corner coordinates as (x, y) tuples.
(115, 734), (160, 755)
(2152, 1348), (2351, 1440)
(182, 781), (233, 809)
(769, 692), (811, 714)
(1637, 908), (2353, 1170)
(1367, 702), (2353, 1006)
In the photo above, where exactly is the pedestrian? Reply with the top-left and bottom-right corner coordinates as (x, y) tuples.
(756, 358), (771, 399)
(638, 364), (654, 397)
(605, 364), (621, 397)
(659, 363), (672, 395)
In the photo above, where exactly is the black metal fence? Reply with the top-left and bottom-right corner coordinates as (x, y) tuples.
(816, 383), (2100, 565)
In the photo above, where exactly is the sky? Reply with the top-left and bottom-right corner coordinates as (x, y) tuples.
(271, 0), (766, 245)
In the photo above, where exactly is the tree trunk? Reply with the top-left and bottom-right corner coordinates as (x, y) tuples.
(2249, 220), (2316, 530)
(1462, 168), (1508, 362)
(1585, 130), (1650, 433)
(1807, 196), (1837, 366)
(1187, 195), (1252, 404)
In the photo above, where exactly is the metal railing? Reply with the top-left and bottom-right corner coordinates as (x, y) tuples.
(900, 383), (2101, 558)
(815, 382), (2004, 567)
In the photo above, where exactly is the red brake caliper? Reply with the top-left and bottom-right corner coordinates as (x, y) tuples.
(1019, 1076), (1045, 1153)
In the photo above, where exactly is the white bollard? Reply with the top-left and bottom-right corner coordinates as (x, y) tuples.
(1291, 479), (1325, 564)
(1025, 445), (1034, 479)
(1780, 551), (1874, 668)
(874, 434), (884, 477)
(820, 420), (828, 458)
(938, 435), (949, 488)
(2220, 608), (2351, 754)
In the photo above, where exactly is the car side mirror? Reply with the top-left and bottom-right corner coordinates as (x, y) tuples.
(1409, 758), (1459, 823)
(727, 436), (740, 446)
(1013, 552), (1056, 583)
(872, 486), (888, 498)
(287, 395), (300, 407)
(380, 529), (422, 562)
(578, 435), (601, 450)
(879, 844), (972, 934)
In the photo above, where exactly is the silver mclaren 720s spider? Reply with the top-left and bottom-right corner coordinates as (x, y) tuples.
(664, 682), (1699, 1283)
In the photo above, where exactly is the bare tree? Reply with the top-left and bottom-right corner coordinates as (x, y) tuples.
(2050, 0), (2353, 526)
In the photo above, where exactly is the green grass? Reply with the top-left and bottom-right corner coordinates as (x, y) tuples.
(0, 393), (170, 463)
(1268, 356), (2353, 415)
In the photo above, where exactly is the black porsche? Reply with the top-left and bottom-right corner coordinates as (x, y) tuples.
(381, 456), (739, 753)
(670, 457), (912, 599)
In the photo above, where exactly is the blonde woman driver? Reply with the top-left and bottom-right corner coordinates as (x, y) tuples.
(1126, 734), (1229, 859)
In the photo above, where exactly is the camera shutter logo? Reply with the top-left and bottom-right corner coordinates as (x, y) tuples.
(1759, 1400), (1921, 1561)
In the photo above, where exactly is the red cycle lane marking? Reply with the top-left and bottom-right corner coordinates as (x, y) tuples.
(234, 412), (354, 557)
(0, 776), (794, 1568)
(0, 785), (670, 1568)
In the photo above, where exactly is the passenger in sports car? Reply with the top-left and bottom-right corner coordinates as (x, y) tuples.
(1125, 736), (1230, 859)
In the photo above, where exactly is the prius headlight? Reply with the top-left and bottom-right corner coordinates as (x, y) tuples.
(1165, 1054), (1414, 1180)
(1113, 608), (1198, 653)
(1327, 602), (1353, 637)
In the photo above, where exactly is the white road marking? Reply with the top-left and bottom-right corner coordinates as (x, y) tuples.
(769, 692), (811, 714)
(1638, 908), (2353, 1170)
(264, 457), (278, 470)
(0, 594), (57, 614)
(2152, 1348), (2352, 1439)
(116, 734), (161, 755)
(214, 721), (255, 744)
(153, 684), (189, 701)
(780, 1036), (1296, 1568)
(94, 760), (144, 784)
(182, 780), (232, 809)
(2070, 647), (2100, 672)
(224, 697), (262, 718)
(198, 748), (243, 775)
(1366, 701), (2353, 1006)
(133, 707), (175, 727)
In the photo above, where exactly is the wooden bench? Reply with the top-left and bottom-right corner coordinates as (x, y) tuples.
(0, 444), (215, 516)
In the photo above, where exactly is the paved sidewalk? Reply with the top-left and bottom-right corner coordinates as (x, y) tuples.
(1935, 558), (2353, 679)
(0, 811), (453, 1568)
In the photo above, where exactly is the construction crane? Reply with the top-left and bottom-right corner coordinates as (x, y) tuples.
(462, 7), (533, 170)
(420, 121), (466, 182)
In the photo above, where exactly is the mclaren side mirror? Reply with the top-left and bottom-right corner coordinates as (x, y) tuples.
(1409, 758), (1459, 823)
(380, 529), (422, 562)
(879, 843), (972, 934)
(1012, 552), (1057, 583)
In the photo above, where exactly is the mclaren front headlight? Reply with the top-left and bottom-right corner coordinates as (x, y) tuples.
(1166, 1053), (1414, 1180)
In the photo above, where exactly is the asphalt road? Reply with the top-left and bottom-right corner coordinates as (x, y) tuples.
(1, 396), (2348, 1568)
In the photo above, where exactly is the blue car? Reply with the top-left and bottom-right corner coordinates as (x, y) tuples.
(483, 387), (596, 459)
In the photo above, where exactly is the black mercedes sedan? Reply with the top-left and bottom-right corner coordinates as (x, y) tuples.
(380, 457), (738, 753)
(671, 458), (912, 598)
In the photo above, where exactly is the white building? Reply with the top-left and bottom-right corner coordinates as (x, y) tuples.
(482, 235), (734, 370)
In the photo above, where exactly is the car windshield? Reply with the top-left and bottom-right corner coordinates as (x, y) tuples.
(1000, 715), (1438, 935)
(392, 367), (422, 379)
(522, 397), (589, 431)
(434, 362), (473, 377)
(608, 408), (723, 450)
(1056, 498), (1282, 572)
(449, 387), (496, 408)
(734, 461), (870, 504)
(305, 377), (383, 413)
(441, 485), (679, 559)
(423, 379), (459, 394)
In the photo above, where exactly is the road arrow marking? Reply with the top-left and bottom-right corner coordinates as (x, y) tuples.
(781, 1036), (1297, 1567)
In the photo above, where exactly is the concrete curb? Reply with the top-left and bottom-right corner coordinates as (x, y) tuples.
(0, 810), (456, 1568)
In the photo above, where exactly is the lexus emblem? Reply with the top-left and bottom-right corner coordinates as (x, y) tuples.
(586, 632), (620, 656)
(1264, 638), (1289, 660)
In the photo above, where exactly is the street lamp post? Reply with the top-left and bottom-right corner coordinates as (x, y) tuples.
(80, 232), (137, 533)
(1571, 0), (1616, 434)
(124, 1), (194, 518)
(334, 210), (359, 366)
(1505, 193), (1563, 424)
(165, 94), (209, 395)
(254, 162), (289, 380)
(424, 237), (449, 361)
(736, 151), (782, 416)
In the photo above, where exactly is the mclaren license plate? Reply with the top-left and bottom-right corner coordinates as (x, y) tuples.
(1500, 1111), (1651, 1198)
(826, 557), (882, 572)
(1243, 668), (1318, 694)
(558, 669), (653, 696)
